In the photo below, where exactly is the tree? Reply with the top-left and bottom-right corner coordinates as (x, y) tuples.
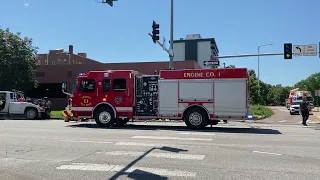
(295, 73), (320, 106)
(0, 28), (38, 91)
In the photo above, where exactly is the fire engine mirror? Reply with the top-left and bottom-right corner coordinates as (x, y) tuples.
(62, 83), (67, 92)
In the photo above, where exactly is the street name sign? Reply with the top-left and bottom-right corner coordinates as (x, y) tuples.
(204, 60), (220, 66)
(293, 44), (317, 56)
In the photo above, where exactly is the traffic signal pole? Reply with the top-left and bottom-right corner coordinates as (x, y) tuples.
(148, 33), (172, 56)
(169, 0), (174, 70)
(211, 53), (284, 59)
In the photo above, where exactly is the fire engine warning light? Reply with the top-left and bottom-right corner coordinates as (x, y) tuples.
(247, 114), (253, 119)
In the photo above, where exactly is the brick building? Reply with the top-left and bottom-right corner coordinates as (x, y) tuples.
(31, 45), (201, 110)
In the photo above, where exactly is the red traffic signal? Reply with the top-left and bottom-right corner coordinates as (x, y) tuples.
(152, 21), (160, 43)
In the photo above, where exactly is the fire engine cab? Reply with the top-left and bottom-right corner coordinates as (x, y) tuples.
(62, 68), (252, 129)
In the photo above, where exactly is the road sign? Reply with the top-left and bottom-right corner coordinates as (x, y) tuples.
(204, 60), (219, 66)
(293, 44), (317, 56)
(315, 90), (320, 97)
(168, 49), (174, 57)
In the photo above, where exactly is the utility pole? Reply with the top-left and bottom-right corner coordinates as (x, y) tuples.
(169, 0), (174, 70)
(257, 43), (272, 87)
(223, 63), (226, 68)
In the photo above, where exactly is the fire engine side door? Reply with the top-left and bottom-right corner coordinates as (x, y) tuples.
(75, 78), (97, 116)
(110, 77), (132, 116)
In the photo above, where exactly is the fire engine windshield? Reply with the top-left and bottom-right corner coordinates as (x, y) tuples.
(295, 96), (314, 101)
(0, 93), (6, 100)
(73, 80), (78, 92)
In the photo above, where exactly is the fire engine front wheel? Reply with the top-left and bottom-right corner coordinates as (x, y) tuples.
(94, 107), (115, 127)
(184, 108), (208, 130)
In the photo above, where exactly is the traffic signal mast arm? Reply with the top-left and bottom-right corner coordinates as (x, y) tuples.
(148, 33), (173, 57)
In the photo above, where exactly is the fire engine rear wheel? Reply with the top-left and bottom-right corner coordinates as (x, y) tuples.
(94, 107), (115, 127)
(184, 108), (208, 130)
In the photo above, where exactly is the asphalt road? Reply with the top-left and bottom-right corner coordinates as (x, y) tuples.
(1, 118), (320, 180)
(257, 106), (320, 125)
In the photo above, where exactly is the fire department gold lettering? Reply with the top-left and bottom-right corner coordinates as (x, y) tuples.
(183, 72), (221, 78)
(80, 96), (92, 106)
(183, 73), (203, 78)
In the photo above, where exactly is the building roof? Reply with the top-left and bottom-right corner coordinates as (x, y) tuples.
(36, 60), (201, 83)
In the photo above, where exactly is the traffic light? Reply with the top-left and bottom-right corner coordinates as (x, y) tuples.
(284, 43), (292, 59)
(103, 0), (117, 7)
(152, 21), (160, 43)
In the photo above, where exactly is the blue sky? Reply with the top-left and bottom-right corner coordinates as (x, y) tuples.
(1, 0), (319, 86)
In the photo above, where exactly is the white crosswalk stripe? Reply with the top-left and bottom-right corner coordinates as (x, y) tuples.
(57, 163), (197, 177)
(278, 120), (287, 123)
(56, 135), (208, 178)
(131, 136), (212, 141)
(96, 151), (205, 160)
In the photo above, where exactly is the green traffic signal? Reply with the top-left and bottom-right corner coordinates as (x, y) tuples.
(284, 43), (292, 59)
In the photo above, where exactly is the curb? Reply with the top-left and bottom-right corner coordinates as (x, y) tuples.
(312, 112), (320, 124)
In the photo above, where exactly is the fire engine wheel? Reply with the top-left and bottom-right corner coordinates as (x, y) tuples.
(94, 107), (115, 127)
(25, 108), (38, 120)
(184, 108), (208, 130)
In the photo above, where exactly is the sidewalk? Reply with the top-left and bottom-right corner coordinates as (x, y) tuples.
(311, 108), (320, 123)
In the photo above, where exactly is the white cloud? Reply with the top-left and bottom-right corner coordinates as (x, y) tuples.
(24, 2), (29, 6)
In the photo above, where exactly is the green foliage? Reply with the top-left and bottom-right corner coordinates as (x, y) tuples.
(294, 73), (320, 106)
(0, 27), (38, 91)
(249, 105), (273, 118)
(224, 64), (294, 106)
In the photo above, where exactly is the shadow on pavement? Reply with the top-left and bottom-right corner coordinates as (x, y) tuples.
(67, 123), (282, 135)
(108, 146), (186, 180)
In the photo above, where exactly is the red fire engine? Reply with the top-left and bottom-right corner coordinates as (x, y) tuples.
(62, 68), (252, 129)
(286, 88), (314, 109)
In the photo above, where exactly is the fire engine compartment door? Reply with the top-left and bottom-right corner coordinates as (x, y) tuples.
(214, 78), (247, 117)
(158, 80), (178, 117)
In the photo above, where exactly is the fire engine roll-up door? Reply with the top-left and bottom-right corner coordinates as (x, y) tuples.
(158, 80), (178, 116)
(213, 79), (247, 117)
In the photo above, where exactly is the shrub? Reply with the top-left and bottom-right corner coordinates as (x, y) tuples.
(249, 105), (273, 118)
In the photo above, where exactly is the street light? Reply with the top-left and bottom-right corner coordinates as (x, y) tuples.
(257, 43), (273, 86)
(169, 0), (174, 70)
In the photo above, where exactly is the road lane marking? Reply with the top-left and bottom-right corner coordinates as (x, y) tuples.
(114, 142), (213, 148)
(96, 151), (205, 160)
(115, 142), (157, 147)
(60, 140), (113, 144)
(178, 132), (215, 136)
(57, 163), (197, 177)
(277, 109), (288, 112)
(131, 136), (212, 141)
(253, 151), (282, 156)
(278, 120), (287, 123)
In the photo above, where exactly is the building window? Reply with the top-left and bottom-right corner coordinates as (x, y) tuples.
(67, 71), (72, 77)
(64, 59), (67, 64)
(113, 79), (126, 92)
(37, 60), (41, 65)
(36, 72), (45, 77)
(79, 79), (95, 93)
(102, 79), (110, 92)
(45, 60), (48, 65)
(52, 61), (55, 65)
(57, 59), (61, 64)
